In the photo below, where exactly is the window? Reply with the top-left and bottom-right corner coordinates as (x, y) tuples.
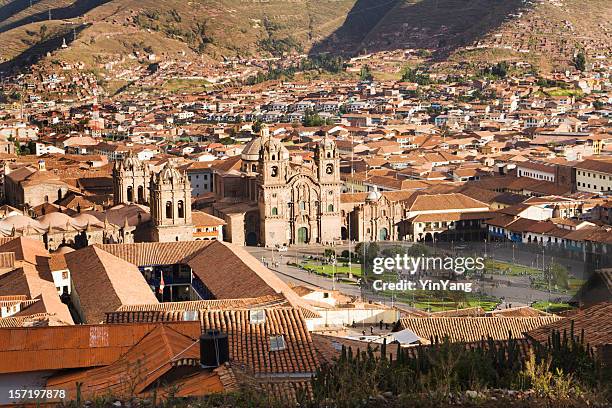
(300, 201), (306, 211)
(272, 207), (278, 216)
(138, 186), (145, 203)
(270, 335), (286, 351)
(327, 204), (334, 212)
(178, 201), (185, 218)
(61, 271), (68, 280)
(127, 186), (133, 202)
(271, 166), (278, 177)
(166, 201), (173, 219)
(250, 309), (266, 324)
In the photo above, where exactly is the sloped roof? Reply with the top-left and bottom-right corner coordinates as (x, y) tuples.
(192, 211), (226, 226)
(526, 302), (612, 349)
(95, 241), (213, 266)
(487, 306), (551, 317)
(406, 193), (489, 212)
(46, 323), (201, 399)
(0, 237), (50, 265)
(0, 264), (73, 325)
(201, 307), (318, 374)
(395, 316), (563, 343)
(65, 246), (158, 323)
(0, 322), (199, 374)
(105, 295), (289, 323)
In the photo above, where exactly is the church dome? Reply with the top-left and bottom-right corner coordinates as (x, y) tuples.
(241, 137), (262, 162)
(0, 214), (44, 231)
(366, 190), (382, 202)
(38, 212), (75, 229)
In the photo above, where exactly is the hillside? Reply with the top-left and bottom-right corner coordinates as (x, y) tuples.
(0, 0), (610, 73)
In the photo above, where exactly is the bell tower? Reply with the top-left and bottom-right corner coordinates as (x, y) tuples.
(314, 136), (342, 244)
(112, 151), (150, 206)
(258, 129), (289, 186)
(149, 161), (193, 242)
(257, 128), (291, 247)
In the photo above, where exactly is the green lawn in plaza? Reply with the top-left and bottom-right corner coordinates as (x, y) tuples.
(380, 288), (500, 312)
(532, 301), (575, 314)
(300, 262), (363, 278)
(484, 259), (542, 276)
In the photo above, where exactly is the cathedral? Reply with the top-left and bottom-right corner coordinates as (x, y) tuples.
(213, 126), (342, 247)
(212, 126), (492, 247)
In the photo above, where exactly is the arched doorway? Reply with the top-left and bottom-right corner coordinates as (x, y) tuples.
(246, 232), (257, 246)
(424, 233), (433, 242)
(379, 227), (388, 241)
(297, 227), (309, 244)
(341, 226), (348, 240)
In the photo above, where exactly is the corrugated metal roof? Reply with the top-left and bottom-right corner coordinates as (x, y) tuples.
(0, 322), (200, 374)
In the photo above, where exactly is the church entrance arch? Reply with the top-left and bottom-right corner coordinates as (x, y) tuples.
(297, 227), (309, 244)
(341, 227), (348, 240)
(246, 232), (258, 246)
(379, 227), (388, 241)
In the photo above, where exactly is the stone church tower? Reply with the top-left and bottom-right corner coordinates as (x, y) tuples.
(112, 151), (150, 206)
(314, 136), (343, 244)
(149, 161), (193, 242)
(257, 132), (290, 246)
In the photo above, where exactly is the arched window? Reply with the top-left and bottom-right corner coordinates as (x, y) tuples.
(271, 154), (276, 161)
(251, 164), (257, 172)
(178, 201), (185, 218)
(271, 166), (278, 177)
(300, 201), (306, 211)
(127, 186), (133, 202)
(165, 201), (173, 219)
(271, 207), (278, 216)
(137, 186), (145, 203)
(327, 204), (334, 212)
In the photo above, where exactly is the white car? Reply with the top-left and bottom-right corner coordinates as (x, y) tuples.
(276, 245), (288, 252)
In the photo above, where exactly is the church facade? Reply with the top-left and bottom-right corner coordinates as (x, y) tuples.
(112, 153), (194, 243)
(213, 127), (342, 247)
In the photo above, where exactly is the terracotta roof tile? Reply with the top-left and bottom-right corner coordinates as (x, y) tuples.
(65, 246), (158, 323)
(200, 308), (318, 374)
(396, 316), (562, 343)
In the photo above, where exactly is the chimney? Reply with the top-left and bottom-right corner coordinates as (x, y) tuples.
(199, 330), (229, 368)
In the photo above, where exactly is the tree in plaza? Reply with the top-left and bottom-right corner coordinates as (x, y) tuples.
(546, 262), (569, 290)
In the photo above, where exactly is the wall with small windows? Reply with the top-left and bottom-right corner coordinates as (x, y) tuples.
(576, 168), (612, 194)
